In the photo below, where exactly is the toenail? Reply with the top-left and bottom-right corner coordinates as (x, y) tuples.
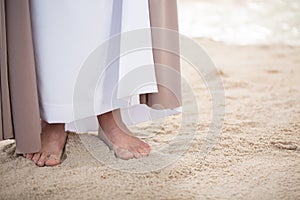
(47, 154), (58, 160)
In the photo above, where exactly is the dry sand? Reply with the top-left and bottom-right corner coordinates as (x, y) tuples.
(0, 39), (299, 199)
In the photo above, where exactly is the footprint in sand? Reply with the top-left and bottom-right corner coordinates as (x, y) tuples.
(265, 69), (280, 74)
(270, 141), (299, 151)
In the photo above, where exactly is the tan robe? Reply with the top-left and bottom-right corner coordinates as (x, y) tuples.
(0, 0), (181, 154)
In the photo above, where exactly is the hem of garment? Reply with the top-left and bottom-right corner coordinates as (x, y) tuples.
(41, 102), (182, 133)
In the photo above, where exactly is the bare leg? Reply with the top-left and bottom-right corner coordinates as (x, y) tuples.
(24, 121), (67, 167)
(97, 109), (150, 160)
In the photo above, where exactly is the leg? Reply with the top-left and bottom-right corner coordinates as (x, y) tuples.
(25, 120), (67, 167)
(97, 109), (150, 160)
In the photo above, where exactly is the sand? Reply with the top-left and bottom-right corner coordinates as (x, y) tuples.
(0, 39), (299, 200)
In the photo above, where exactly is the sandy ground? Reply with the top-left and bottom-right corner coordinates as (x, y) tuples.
(0, 39), (299, 200)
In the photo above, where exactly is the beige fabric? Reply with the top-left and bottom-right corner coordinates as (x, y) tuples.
(141, 0), (182, 109)
(0, 0), (181, 153)
(0, 0), (41, 153)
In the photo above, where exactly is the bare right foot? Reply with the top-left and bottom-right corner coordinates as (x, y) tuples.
(24, 122), (67, 167)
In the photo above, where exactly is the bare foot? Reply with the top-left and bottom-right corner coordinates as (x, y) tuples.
(97, 110), (150, 160)
(24, 122), (67, 167)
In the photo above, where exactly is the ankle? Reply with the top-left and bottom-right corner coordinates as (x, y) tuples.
(97, 110), (124, 132)
(43, 122), (65, 132)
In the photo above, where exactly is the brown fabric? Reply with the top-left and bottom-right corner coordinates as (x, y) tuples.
(0, 0), (13, 140)
(0, 0), (181, 153)
(0, 0), (41, 153)
(141, 0), (182, 109)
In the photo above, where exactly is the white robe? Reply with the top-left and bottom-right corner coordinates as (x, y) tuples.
(30, 0), (180, 132)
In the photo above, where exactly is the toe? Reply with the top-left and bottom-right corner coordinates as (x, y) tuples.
(133, 148), (143, 159)
(140, 144), (151, 157)
(138, 147), (150, 157)
(114, 147), (134, 160)
(32, 153), (41, 164)
(27, 153), (34, 160)
(143, 142), (150, 149)
(37, 153), (47, 167)
(45, 154), (61, 166)
(25, 153), (34, 160)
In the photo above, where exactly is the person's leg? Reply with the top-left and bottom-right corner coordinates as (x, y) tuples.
(25, 121), (67, 167)
(97, 109), (150, 160)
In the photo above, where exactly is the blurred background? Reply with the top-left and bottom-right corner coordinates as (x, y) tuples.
(178, 0), (300, 46)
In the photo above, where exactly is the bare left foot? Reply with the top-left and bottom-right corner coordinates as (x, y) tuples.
(97, 110), (150, 160)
